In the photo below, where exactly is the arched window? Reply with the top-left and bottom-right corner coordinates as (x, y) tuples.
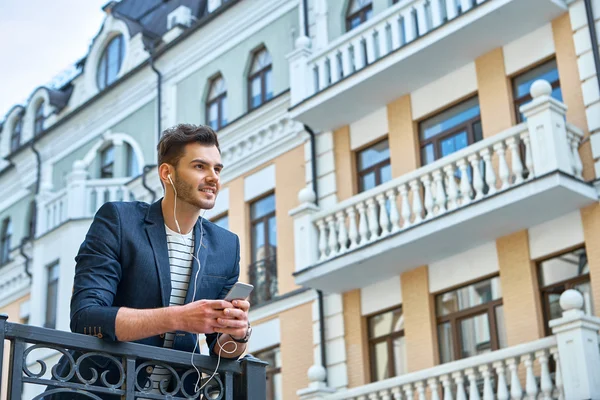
(97, 35), (125, 90)
(11, 116), (22, 152)
(206, 75), (228, 130)
(346, 0), (373, 31)
(1, 218), (12, 264)
(126, 143), (140, 177)
(34, 101), (44, 136)
(248, 48), (273, 110)
(100, 145), (115, 178)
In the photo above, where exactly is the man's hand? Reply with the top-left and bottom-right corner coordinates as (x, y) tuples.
(214, 299), (250, 340)
(178, 299), (234, 334)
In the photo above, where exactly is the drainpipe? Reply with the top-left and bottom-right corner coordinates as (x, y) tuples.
(584, 0), (600, 100)
(304, 124), (328, 385)
(19, 238), (31, 279)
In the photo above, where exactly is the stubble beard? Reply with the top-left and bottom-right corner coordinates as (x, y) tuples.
(173, 172), (216, 210)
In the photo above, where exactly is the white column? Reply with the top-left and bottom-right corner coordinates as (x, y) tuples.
(550, 290), (600, 400)
(66, 160), (89, 219)
(289, 187), (320, 272)
(287, 37), (313, 105)
(520, 80), (573, 176)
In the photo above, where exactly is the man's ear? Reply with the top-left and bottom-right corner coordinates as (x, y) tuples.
(158, 163), (171, 184)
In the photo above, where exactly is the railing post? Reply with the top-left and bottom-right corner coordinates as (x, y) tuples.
(297, 365), (335, 399)
(236, 354), (267, 400)
(550, 290), (600, 400)
(520, 79), (573, 177)
(66, 160), (88, 219)
(289, 187), (320, 272)
(288, 36), (313, 106)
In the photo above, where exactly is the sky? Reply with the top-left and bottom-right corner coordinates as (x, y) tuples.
(0, 0), (109, 121)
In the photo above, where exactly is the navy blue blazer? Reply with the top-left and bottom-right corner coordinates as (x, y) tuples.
(45, 199), (240, 399)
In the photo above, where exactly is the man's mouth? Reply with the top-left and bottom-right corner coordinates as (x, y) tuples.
(199, 187), (216, 194)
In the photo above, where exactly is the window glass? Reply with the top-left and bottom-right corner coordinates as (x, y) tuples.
(368, 307), (405, 381)
(436, 276), (502, 316)
(459, 313), (491, 358)
(97, 35), (125, 90)
(213, 215), (229, 230)
(420, 98), (481, 140)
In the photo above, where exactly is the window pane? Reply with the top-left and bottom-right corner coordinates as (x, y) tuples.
(373, 341), (390, 381)
(420, 97), (480, 140)
(473, 120), (483, 142)
(251, 76), (262, 108)
(514, 60), (559, 99)
(107, 39), (121, 84)
(574, 281), (594, 316)
(547, 291), (563, 321)
(358, 140), (390, 171)
(209, 102), (218, 130)
(252, 221), (266, 260)
(392, 336), (407, 376)
(268, 216), (277, 249)
(380, 164), (392, 185)
(127, 145), (139, 177)
(438, 322), (454, 364)
(421, 144), (435, 166)
(460, 313), (492, 358)
(221, 96), (228, 127)
(97, 57), (107, 89)
(440, 131), (468, 158)
(436, 276), (502, 316)
(251, 194), (276, 219)
(539, 248), (588, 287)
(360, 171), (376, 191)
(213, 215), (229, 230)
(369, 308), (403, 339)
(265, 69), (273, 101)
(495, 305), (508, 349)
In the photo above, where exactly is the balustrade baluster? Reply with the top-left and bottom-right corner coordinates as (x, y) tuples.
(330, 53), (341, 83)
(353, 37), (366, 70)
(386, 189), (401, 232)
(476, 0), (486, 4)
(347, 206), (359, 249)
(365, 31), (377, 63)
(409, 180), (423, 224)
(377, 25), (389, 57)
(468, 153), (485, 200)
(357, 202), (370, 245)
(569, 133), (584, 179)
(505, 357), (522, 400)
(479, 365), (495, 400)
(550, 348), (563, 400)
(456, 159), (472, 206)
(535, 350), (553, 400)
(318, 58), (328, 90)
(520, 133), (534, 179)
(366, 198), (379, 241)
(326, 216), (338, 256)
(440, 374), (454, 400)
(428, 377), (441, 400)
(443, 164), (459, 210)
(399, 184), (411, 228)
(415, 381), (426, 400)
(335, 211), (348, 254)
(466, 368), (481, 400)
(392, 387), (403, 400)
(522, 354), (538, 400)
(341, 44), (353, 76)
(421, 174), (434, 219)
(480, 148), (497, 195)
(415, 2), (428, 34)
(460, 0), (473, 13)
(493, 361), (509, 400)
(432, 169), (447, 214)
(389, 15), (401, 50)
(403, 9), (416, 42)
(494, 142), (510, 190)
(369, 392), (379, 400)
(506, 137), (524, 185)
(379, 389), (393, 400)
(316, 219), (328, 260)
(376, 194), (391, 237)
(452, 371), (467, 400)
(429, 0), (443, 27)
(403, 384), (415, 400)
(445, 0), (459, 20)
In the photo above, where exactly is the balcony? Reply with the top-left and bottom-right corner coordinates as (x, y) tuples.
(290, 82), (598, 294)
(0, 315), (267, 399)
(288, 0), (568, 131)
(37, 161), (134, 236)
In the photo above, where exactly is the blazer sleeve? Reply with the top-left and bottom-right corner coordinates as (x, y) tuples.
(70, 202), (122, 341)
(206, 234), (241, 356)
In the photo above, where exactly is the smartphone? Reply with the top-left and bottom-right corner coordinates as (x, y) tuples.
(224, 282), (254, 302)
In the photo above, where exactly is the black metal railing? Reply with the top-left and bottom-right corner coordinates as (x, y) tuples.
(0, 315), (267, 399)
(248, 254), (278, 306)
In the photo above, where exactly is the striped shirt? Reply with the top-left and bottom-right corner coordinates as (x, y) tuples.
(147, 225), (194, 394)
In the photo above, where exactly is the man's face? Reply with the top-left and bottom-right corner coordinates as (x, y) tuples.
(171, 143), (222, 210)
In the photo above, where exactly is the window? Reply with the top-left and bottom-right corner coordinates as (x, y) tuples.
(27, 201), (36, 239)
(255, 346), (282, 400)
(346, 0), (373, 31)
(248, 48), (273, 110)
(34, 101), (44, 136)
(11, 116), (22, 152)
(513, 59), (562, 122)
(538, 247), (592, 335)
(419, 97), (482, 166)
(206, 75), (228, 130)
(368, 307), (406, 381)
(212, 214), (229, 231)
(100, 146), (115, 178)
(357, 139), (392, 193)
(249, 193), (277, 305)
(0, 218), (12, 264)
(97, 35), (125, 90)
(126, 143), (139, 177)
(436, 276), (507, 363)
(45, 262), (60, 329)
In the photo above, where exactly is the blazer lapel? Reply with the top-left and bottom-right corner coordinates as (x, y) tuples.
(185, 217), (209, 304)
(145, 200), (171, 308)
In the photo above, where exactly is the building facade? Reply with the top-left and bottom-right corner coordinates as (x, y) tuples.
(1, 0), (600, 398)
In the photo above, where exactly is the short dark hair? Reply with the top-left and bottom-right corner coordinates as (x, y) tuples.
(157, 124), (220, 166)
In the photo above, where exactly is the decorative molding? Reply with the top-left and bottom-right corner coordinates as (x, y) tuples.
(0, 258), (31, 309)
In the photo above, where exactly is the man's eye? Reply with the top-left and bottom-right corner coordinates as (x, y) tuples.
(195, 165), (203, 169)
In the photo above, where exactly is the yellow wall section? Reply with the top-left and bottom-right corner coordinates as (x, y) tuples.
(226, 178), (250, 283)
(333, 125), (356, 201)
(387, 95), (420, 174)
(581, 203), (600, 313)
(275, 145), (305, 295)
(279, 302), (314, 399)
(1, 294), (30, 400)
(400, 267), (438, 371)
(552, 13), (595, 181)
(475, 48), (515, 138)
(343, 290), (369, 387)
(496, 230), (543, 345)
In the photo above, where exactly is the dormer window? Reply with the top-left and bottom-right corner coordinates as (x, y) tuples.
(248, 48), (273, 110)
(11, 116), (22, 152)
(97, 35), (125, 90)
(34, 101), (44, 136)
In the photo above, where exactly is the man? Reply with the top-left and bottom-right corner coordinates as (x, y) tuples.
(47, 124), (250, 399)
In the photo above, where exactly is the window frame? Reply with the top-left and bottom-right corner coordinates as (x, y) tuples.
(418, 97), (482, 166)
(367, 305), (405, 382)
(250, 192), (277, 262)
(206, 75), (228, 131)
(45, 261), (60, 329)
(254, 345), (282, 400)
(97, 35), (125, 90)
(346, 0), (373, 31)
(100, 146), (115, 179)
(247, 48), (273, 110)
(11, 116), (22, 152)
(512, 59), (561, 123)
(356, 138), (391, 193)
(0, 218), (12, 265)
(249, 192), (277, 305)
(34, 101), (44, 136)
(435, 274), (504, 363)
